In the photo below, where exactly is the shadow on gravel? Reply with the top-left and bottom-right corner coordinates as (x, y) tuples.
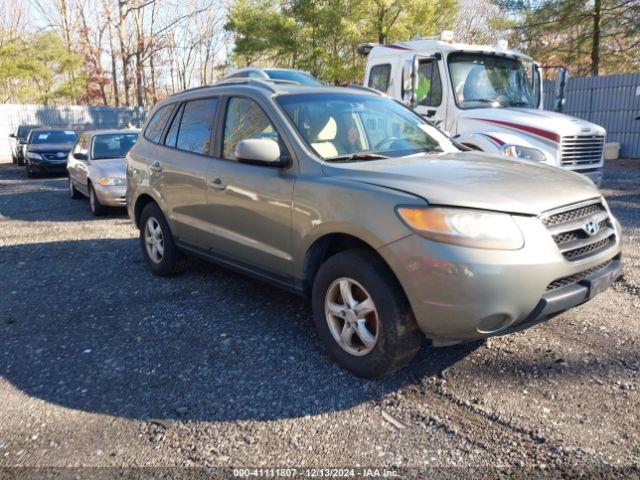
(0, 238), (480, 422)
(0, 168), (127, 222)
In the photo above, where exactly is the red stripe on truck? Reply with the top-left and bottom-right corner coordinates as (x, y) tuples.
(385, 44), (411, 50)
(470, 118), (560, 143)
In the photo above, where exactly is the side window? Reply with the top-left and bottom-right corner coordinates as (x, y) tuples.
(223, 98), (279, 161)
(175, 98), (218, 155)
(368, 64), (391, 93)
(144, 104), (173, 143)
(416, 60), (443, 107)
(164, 104), (184, 148)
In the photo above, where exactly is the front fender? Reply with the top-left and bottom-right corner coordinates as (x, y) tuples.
(291, 176), (425, 281)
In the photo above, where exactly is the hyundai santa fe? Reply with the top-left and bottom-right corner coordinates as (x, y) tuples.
(126, 79), (622, 378)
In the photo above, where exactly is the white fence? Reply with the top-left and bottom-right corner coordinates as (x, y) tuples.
(0, 104), (148, 160)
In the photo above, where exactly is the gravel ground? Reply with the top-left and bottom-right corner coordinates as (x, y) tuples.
(0, 160), (638, 477)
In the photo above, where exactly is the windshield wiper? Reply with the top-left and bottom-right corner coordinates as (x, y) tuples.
(325, 152), (389, 163)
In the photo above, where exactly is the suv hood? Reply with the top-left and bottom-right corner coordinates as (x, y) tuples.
(322, 152), (600, 215)
(458, 108), (605, 142)
(27, 143), (74, 153)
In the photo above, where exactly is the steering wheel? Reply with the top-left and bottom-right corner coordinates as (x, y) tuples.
(374, 137), (399, 150)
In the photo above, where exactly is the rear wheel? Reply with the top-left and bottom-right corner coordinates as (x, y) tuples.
(89, 185), (107, 216)
(312, 249), (421, 378)
(139, 202), (189, 276)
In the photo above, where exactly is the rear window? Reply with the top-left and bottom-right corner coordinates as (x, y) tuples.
(144, 104), (174, 143)
(18, 125), (38, 138)
(92, 133), (139, 159)
(29, 130), (77, 144)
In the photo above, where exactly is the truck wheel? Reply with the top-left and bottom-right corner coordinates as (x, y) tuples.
(89, 185), (107, 216)
(312, 249), (421, 378)
(139, 202), (189, 276)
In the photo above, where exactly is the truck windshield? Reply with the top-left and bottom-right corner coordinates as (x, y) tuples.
(277, 93), (447, 161)
(448, 52), (539, 109)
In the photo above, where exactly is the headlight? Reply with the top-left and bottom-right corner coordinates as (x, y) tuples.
(26, 152), (43, 160)
(502, 145), (546, 162)
(98, 177), (126, 186)
(396, 207), (524, 250)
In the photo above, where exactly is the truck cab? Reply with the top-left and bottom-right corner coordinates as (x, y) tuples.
(362, 33), (606, 185)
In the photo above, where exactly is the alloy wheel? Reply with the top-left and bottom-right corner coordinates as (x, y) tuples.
(324, 277), (380, 356)
(144, 217), (165, 264)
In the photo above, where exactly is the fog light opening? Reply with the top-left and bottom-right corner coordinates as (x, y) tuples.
(477, 314), (512, 334)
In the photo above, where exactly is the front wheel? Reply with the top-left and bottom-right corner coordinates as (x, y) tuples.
(139, 202), (189, 276)
(312, 249), (421, 378)
(88, 185), (107, 216)
(69, 178), (82, 199)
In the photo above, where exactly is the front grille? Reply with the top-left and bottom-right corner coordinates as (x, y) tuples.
(541, 199), (616, 262)
(546, 260), (612, 291)
(560, 135), (604, 168)
(42, 152), (68, 161)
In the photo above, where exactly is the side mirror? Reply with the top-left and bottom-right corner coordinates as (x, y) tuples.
(402, 59), (415, 106)
(411, 56), (420, 107)
(73, 152), (88, 161)
(553, 67), (569, 112)
(9, 133), (16, 138)
(235, 138), (284, 166)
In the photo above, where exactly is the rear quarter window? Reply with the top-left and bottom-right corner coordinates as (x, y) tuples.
(144, 104), (174, 143)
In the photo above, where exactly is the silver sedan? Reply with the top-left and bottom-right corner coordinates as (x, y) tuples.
(67, 129), (139, 215)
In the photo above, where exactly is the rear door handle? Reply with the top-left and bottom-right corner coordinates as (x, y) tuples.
(149, 161), (163, 172)
(207, 178), (226, 190)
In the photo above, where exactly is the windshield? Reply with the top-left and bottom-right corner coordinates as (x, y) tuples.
(449, 53), (540, 109)
(265, 69), (321, 85)
(29, 130), (77, 144)
(277, 93), (449, 161)
(92, 133), (139, 159)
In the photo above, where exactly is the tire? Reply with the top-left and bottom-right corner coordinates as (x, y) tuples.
(68, 178), (82, 199)
(139, 202), (189, 276)
(25, 163), (34, 178)
(88, 184), (107, 216)
(312, 249), (421, 378)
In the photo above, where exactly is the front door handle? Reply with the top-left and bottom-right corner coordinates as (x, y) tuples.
(149, 161), (163, 172)
(207, 178), (226, 190)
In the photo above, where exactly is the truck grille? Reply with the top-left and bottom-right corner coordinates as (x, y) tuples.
(560, 135), (604, 168)
(542, 199), (616, 262)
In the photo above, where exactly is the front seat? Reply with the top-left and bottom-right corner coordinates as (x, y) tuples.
(309, 115), (339, 158)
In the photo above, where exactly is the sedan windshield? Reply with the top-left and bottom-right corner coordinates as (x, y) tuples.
(265, 69), (321, 85)
(449, 53), (540, 109)
(276, 93), (446, 161)
(30, 130), (77, 144)
(92, 133), (139, 159)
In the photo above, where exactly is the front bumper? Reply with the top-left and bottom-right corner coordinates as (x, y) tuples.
(578, 168), (603, 188)
(378, 214), (622, 344)
(93, 184), (127, 207)
(27, 159), (68, 173)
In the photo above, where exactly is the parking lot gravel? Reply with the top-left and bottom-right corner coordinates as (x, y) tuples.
(0, 160), (638, 477)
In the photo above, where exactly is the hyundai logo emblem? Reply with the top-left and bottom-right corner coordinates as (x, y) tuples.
(57, 152), (66, 158)
(583, 220), (599, 236)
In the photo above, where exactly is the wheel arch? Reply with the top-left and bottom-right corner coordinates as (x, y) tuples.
(133, 193), (158, 228)
(301, 232), (403, 298)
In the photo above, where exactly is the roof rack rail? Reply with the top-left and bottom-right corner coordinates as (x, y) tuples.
(346, 84), (385, 96)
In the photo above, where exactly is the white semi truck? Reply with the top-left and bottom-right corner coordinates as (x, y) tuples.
(361, 32), (606, 185)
